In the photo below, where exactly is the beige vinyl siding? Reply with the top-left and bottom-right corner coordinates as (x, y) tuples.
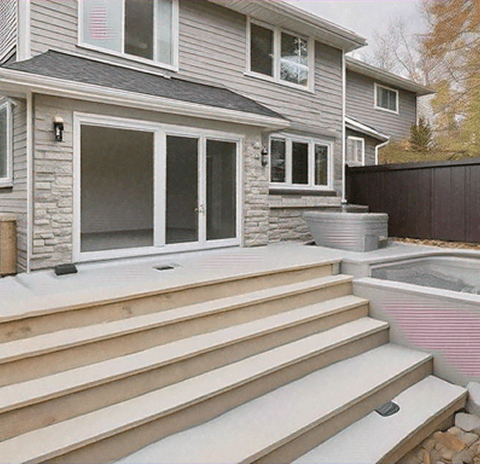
(346, 70), (417, 141)
(0, 100), (27, 271)
(30, 0), (77, 56)
(0, 0), (17, 62)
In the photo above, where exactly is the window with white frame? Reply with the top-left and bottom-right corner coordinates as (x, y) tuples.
(249, 20), (312, 89)
(346, 136), (365, 166)
(0, 101), (12, 186)
(375, 84), (399, 113)
(80, 0), (176, 67)
(270, 136), (331, 188)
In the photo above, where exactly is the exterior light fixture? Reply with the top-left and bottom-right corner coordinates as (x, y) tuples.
(53, 116), (64, 141)
(261, 147), (269, 167)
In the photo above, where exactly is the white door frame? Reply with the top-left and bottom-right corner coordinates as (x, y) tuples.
(73, 112), (243, 263)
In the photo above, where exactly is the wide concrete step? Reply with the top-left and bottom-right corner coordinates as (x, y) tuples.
(0, 319), (393, 463)
(0, 260), (339, 343)
(115, 345), (433, 464)
(0, 309), (381, 442)
(292, 376), (467, 464)
(0, 274), (353, 386)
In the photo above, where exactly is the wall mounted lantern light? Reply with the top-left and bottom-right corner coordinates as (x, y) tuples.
(261, 147), (269, 167)
(53, 116), (65, 142)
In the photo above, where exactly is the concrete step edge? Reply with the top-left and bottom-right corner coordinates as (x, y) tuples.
(292, 376), (467, 464)
(0, 309), (378, 415)
(0, 319), (390, 463)
(115, 345), (433, 464)
(0, 260), (342, 325)
(0, 275), (355, 365)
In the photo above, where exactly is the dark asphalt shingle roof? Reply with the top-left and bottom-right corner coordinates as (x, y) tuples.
(3, 50), (286, 120)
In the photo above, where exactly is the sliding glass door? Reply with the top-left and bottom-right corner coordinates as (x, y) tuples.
(76, 115), (240, 260)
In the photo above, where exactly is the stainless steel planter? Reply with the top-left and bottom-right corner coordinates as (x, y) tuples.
(304, 211), (388, 252)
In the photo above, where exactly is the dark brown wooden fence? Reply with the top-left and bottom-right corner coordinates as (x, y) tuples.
(346, 158), (480, 243)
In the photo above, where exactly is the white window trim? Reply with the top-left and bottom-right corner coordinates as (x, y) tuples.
(246, 18), (315, 93)
(77, 0), (179, 72)
(346, 136), (365, 166)
(0, 101), (13, 188)
(269, 134), (333, 190)
(374, 83), (399, 114)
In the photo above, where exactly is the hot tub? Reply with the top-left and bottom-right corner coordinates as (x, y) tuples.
(371, 255), (480, 294)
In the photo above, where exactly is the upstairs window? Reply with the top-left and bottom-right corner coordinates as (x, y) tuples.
(250, 23), (274, 77)
(270, 136), (331, 189)
(346, 136), (365, 166)
(248, 20), (312, 90)
(80, 0), (176, 67)
(0, 101), (12, 187)
(375, 84), (399, 113)
(280, 32), (309, 87)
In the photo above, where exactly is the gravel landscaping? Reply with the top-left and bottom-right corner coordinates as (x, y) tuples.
(392, 238), (480, 251)
(401, 412), (480, 463)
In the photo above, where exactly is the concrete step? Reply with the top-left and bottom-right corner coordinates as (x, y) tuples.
(0, 274), (353, 386)
(292, 376), (467, 464)
(0, 260), (339, 343)
(114, 345), (433, 464)
(0, 308), (381, 442)
(0, 319), (395, 463)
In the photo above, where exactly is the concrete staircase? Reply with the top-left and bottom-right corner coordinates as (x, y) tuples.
(0, 260), (466, 463)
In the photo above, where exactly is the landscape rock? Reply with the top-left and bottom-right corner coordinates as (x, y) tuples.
(467, 382), (480, 417)
(423, 438), (437, 452)
(449, 427), (464, 436)
(421, 448), (432, 464)
(434, 431), (468, 452)
(438, 446), (454, 461)
(456, 413), (480, 433)
(457, 432), (480, 447)
(454, 449), (474, 464)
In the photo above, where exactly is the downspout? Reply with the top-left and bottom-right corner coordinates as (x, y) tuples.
(341, 50), (346, 202)
(375, 140), (390, 165)
(26, 91), (33, 273)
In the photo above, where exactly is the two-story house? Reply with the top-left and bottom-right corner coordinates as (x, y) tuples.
(345, 57), (433, 166)
(0, 0), (429, 272)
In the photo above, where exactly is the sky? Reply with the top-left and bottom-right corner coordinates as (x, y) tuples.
(285, 1), (426, 58)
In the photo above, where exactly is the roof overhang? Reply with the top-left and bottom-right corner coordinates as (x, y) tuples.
(346, 57), (434, 96)
(345, 117), (389, 142)
(208, 0), (366, 52)
(0, 68), (290, 132)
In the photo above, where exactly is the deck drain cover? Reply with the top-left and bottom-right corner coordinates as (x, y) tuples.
(375, 401), (400, 417)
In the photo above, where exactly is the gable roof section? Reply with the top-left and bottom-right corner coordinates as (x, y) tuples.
(345, 117), (389, 142)
(209, 0), (366, 52)
(346, 57), (434, 96)
(0, 50), (289, 129)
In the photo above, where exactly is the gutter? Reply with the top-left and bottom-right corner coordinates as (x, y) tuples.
(0, 68), (290, 132)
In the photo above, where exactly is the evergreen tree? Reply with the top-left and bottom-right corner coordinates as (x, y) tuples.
(409, 118), (432, 152)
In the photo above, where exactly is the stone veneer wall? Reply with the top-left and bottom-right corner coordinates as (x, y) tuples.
(30, 95), (269, 270)
(268, 195), (342, 243)
(243, 142), (269, 247)
(31, 96), (74, 270)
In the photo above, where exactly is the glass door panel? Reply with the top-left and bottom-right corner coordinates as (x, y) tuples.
(80, 125), (154, 252)
(206, 140), (237, 241)
(166, 135), (199, 244)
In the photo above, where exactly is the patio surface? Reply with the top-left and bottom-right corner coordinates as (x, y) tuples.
(0, 241), (470, 321)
